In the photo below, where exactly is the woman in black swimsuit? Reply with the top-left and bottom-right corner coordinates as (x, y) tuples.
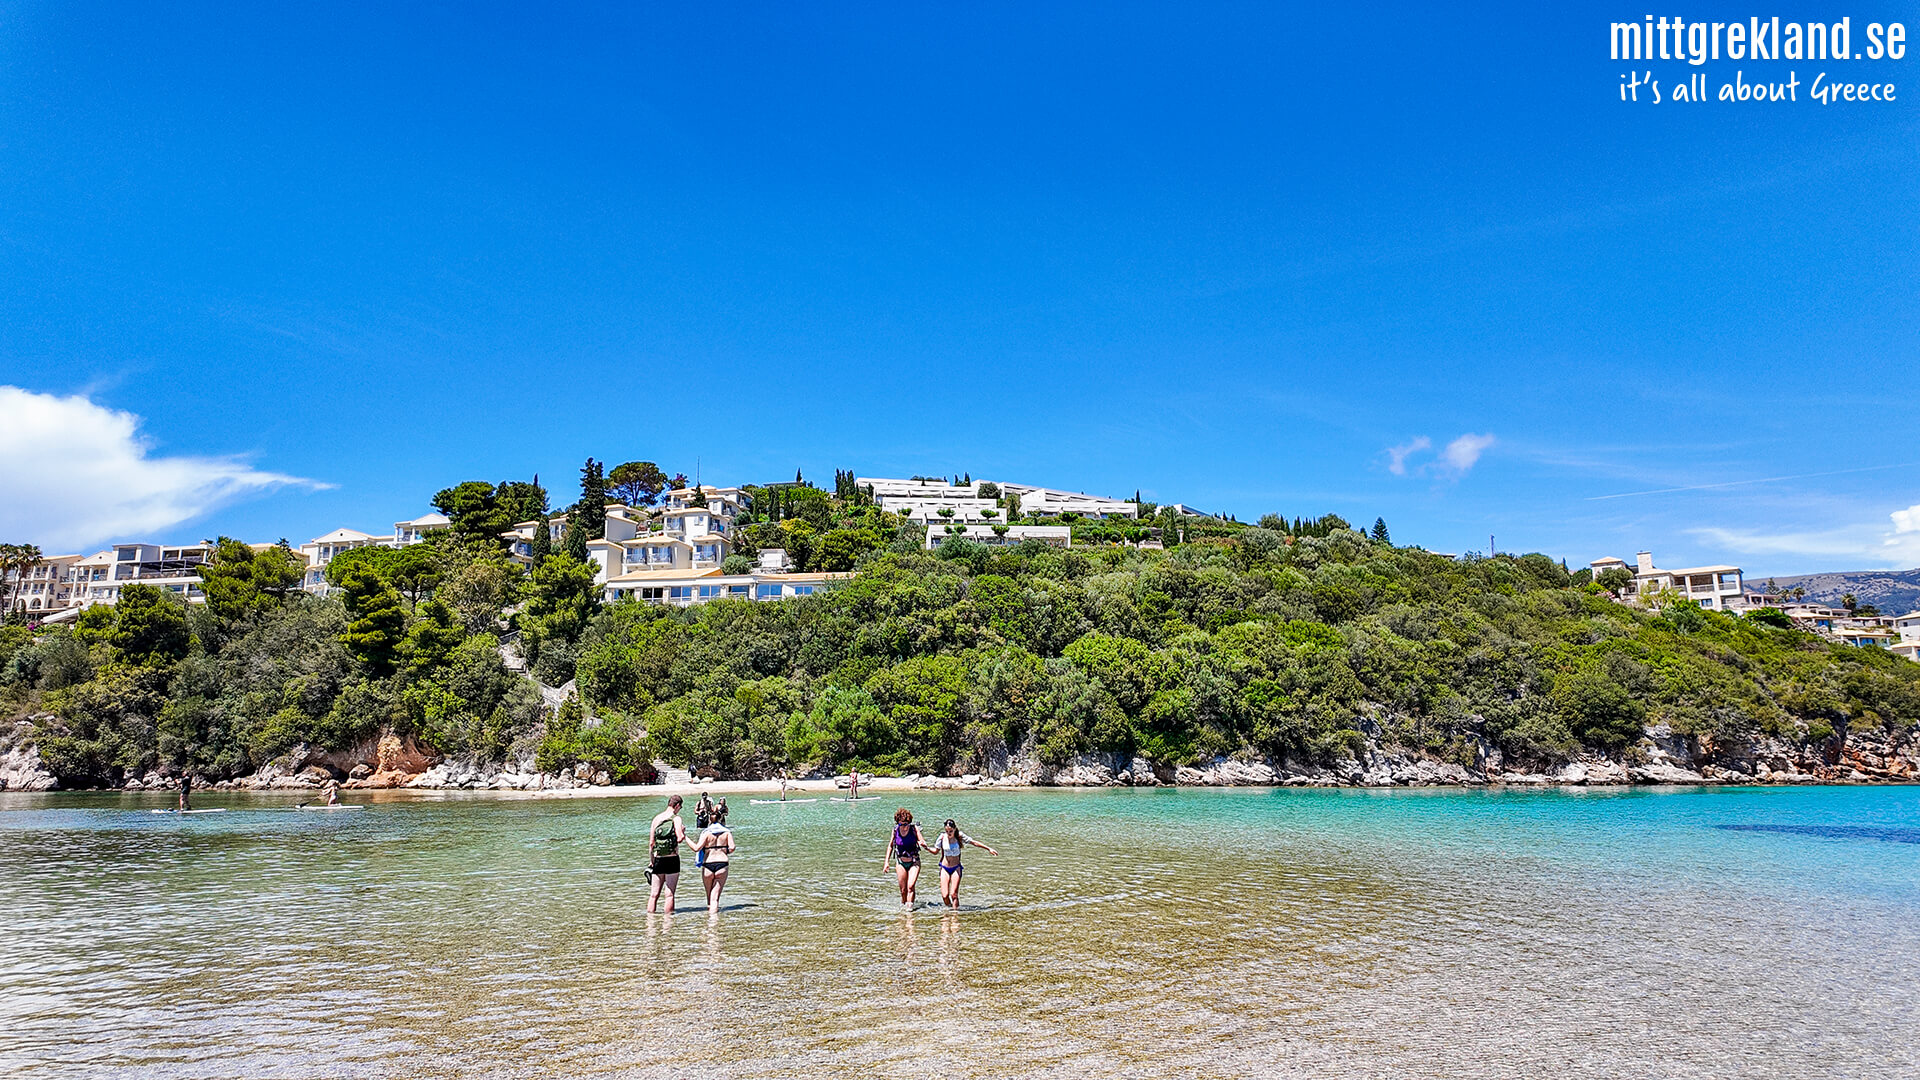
(695, 802), (737, 914)
(883, 808), (932, 909)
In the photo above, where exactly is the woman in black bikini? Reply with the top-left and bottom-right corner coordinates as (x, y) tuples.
(883, 808), (933, 909)
(933, 818), (997, 910)
(694, 801), (737, 914)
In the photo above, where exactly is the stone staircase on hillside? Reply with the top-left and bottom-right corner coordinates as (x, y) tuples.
(655, 762), (693, 785)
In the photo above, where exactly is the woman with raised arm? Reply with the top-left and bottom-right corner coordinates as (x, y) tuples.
(932, 818), (997, 910)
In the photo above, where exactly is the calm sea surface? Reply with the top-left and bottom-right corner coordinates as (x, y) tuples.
(1, 784), (1916, 1079)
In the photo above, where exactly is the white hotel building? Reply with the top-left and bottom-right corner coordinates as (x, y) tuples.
(1893, 612), (1920, 662)
(855, 476), (1132, 549)
(9, 543), (219, 622)
(575, 487), (845, 605)
(1590, 551), (1745, 611)
(298, 512), (453, 594)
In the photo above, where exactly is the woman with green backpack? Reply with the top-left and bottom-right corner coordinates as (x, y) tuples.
(647, 795), (690, 914)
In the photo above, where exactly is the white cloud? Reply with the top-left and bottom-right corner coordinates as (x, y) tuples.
(1386, 436), (1431, 476)
(0, 386), (320, 551)
(1438, 433), (1496, 473)
(1689, 516), (1920, 570)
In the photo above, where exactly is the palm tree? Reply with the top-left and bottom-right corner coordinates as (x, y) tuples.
(0, 543), (44, 615)
(1841, 593), (1859, 613)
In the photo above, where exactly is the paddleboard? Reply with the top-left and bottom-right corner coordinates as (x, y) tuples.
(749, 798), (819, 804)
(150, 808), (229, 815)
(831, 796), (882, 802)
(295, 804), (365, 811)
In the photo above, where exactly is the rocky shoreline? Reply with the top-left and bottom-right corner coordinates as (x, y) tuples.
(3, 719), (1913, 795)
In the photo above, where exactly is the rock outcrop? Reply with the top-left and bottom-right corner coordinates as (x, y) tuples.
(961, 723), (1920, 790)
(0, 727), (58, 791)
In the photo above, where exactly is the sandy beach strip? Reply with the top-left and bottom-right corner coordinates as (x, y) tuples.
(531, 775), (923, 801)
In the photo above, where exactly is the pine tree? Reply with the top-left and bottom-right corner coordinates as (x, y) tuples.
(530, 517), (552, 564)
(1371, 517), (1391, 544)
(796, 467), (804, 483)
(338, 565), (405, 677)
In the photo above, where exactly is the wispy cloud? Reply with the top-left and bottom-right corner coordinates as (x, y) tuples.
(0, 386), (326, 551)
(1688, 504), (1920, 570)
(1385, 432), (1494, 478)
(1588, 461), (1920, 502)
(1386, 436), (1431, 476)
(1439, 433), (1496, 473)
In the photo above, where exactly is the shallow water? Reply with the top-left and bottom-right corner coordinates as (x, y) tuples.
(2, 784), (1916, 1079)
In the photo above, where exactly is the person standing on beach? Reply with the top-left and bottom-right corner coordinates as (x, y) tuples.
(648, 795), (690, 914)
(933, 819), (996, 910)
(694, 800), (737, 914)
(884, 808), (932, 909)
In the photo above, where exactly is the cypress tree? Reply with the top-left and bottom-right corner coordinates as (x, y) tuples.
(577, 458), (607, 540)
(564, 512), (588, 562)
(530, 517), (552, 564)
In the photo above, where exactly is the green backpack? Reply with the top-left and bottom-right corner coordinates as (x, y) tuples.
(651, 818), (678, 858)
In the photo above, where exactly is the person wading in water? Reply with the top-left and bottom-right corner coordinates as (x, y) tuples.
(694, 800), (737, 915)
(932, 818), (997, 910)
(883, 808), (932, 910)
(648, 795), (690, 914)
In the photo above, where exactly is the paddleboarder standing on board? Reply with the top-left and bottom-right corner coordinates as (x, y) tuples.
(177, 772), (192, 813)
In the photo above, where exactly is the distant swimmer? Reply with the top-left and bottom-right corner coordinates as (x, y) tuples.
(694, 800), (737, 914)
(884, 808), (932, 909)
(648, 795), (690, 915)
(933, 818), (997, 910)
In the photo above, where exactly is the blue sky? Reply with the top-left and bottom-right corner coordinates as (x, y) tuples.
(2, 2), (1916, 574)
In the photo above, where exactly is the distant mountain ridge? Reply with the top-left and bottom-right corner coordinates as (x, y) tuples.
(1746, 568), (1920, 615)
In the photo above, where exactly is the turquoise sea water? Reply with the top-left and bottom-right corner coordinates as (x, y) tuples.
(2, 784), (1916, 1078)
